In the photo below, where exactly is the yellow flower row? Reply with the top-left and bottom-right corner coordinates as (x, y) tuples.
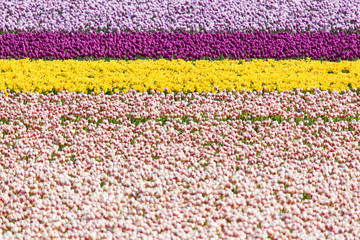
(1, 58), (359, 94)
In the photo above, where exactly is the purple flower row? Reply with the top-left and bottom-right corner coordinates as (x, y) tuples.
(0, 32), (359, 61)
(1, 0), (359, 33)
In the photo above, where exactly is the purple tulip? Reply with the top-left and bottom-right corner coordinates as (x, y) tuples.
(0, 32), (358, 61)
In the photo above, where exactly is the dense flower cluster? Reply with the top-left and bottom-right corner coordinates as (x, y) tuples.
(1, 32), (359, 61)
(1, 58), (359, 94)
(1, 90), (360, 239)
(2, 0), (360, 238)
(1, 0), (359, 33)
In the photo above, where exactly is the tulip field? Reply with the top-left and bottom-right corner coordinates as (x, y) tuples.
(1, 1), (360, 239)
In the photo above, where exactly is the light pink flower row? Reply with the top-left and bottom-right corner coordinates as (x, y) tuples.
(0, 89), (360, 239)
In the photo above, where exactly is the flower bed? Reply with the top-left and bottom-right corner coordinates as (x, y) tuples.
(1, 90), (360, 239)
(1, 0), (359, 33)
(0, 58), (359, 94)
(1, 32), (359, 61)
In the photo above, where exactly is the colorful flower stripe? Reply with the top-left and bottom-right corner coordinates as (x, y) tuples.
(1, 0), (359, 33)
(1, 59), (359, 94)
(1, 91), (360, 239)
(1, 32), (360, 61)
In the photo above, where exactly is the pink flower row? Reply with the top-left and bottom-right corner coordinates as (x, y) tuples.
(0, 90), (360, 239)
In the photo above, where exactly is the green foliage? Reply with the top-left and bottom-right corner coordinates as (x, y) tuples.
(302, 193), (312, 201)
